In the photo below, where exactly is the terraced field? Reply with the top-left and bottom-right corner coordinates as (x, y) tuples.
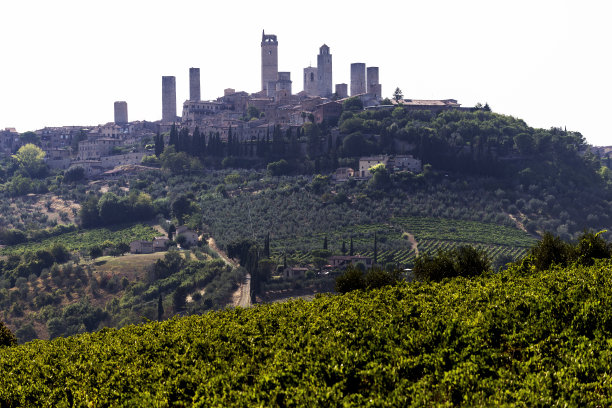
(272, 217), (536, 267)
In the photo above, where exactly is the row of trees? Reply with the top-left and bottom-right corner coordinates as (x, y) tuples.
(79, 191), (155, 228)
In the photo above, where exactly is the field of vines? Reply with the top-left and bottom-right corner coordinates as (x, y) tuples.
(0, 224), (158, 256)
(270, 216), (535, 268)
(2, 260), (612, 405)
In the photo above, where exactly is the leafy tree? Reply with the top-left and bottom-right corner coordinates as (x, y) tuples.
(454, 245), (491, 277)
(63, 166), (85, 183)
(12, 143), (47, 178)
(342, 97), (363, 111)
(171, 194), (196, 225)
(414, 245), (490, 281)
(267, 159), (290, 176)
(335, 265), (365, 293)
(528, 232), (572, 271)
(393, 87), (403, 103)
(246, 106), (261, 121)
(368, 163), (391, 190)
(514, 133), (534, 155)
(19, 131), (40, 145)
(0, 320), (17, 347)
(79, 195), (101, 228)
(98, 193), (129, 225)
(90, 246), (103, 259)
(574, 230), (611, 266)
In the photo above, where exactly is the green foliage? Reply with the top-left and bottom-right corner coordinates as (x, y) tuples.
(336, 265), (403, 293)
(527, 232), (573, 271)
(414, 245), (491, 281)
(12, 144), (47, 178)
(342, 96), (363, 111)
(267, 159), (290, 176)
(522, 230), (612, 271)
(0, 224), (157, 256)
(62, 166), (85, 183)
(79, 191), (154, 228)
(0, 321), (16, 348)
(2, 261), (612, 404)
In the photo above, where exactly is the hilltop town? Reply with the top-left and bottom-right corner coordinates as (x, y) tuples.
(0, 30), (471, 179)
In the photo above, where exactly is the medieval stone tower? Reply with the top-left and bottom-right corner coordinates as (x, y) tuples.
(189, 68), (201, 101)
(114, 101), (128, 125)
(350, 63), (366, 96)
(303, 66), (318, 96)
(317, 44), (332, 98)
(162, 76), (177, 122)
(367, 67), (381, 99)
(261, 31), (278, 93)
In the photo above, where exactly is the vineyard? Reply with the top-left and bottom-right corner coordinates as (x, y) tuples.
(0, 223), (158, 256)
(2, 260), (612, 405)
(271, 217), (535, 268)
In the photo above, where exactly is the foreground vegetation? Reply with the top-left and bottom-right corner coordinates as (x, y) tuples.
(1, 257), (612, 405)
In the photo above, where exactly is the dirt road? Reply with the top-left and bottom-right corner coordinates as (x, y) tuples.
(207, 237), (251, 307)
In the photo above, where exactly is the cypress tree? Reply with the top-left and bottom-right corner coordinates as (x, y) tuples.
(154, 132), (164, 157)
(157, 294), (164, 321)
(169, 124), (178, 148)
(341, 241), (347, 255)
(264, 232), (270, 258)
(350, 237), (354, 256)
(323, 235), (328, 250)
(374, 232), (378, 265)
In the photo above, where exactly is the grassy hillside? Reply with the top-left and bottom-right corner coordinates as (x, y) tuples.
(2, 259), (612, 406)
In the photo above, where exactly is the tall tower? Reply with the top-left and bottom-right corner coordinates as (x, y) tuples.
(162, 76), (177, 122)
(350, 63), (366, 96)
(303, 66), (318, 96)
(189, 68), (201, 101)
(261, 30), (278, 93)
(317, 44), (332, 98)
(114, 101), (128, 125)
(367, 67), (381, 100)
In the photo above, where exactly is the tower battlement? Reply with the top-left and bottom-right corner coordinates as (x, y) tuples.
(261, 30), (279, 93)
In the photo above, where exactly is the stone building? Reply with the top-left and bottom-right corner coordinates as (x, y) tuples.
(162, 76), (177, 122)
(114, 101), (128, 124)
(0, 128), (20, 155)
(303, 66), (318, 96)
(276, 72), (292, 95)
(335, 83), (348, 99)
(317, 44), (333, 98)
(189, 67), (201, 102)
(261, 31), (278, 93)
(350, 63), (366, 96)
(367, 67), (381, 100)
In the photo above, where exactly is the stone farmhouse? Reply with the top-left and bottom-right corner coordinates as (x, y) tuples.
(358, 155), (422, 178)
(328, 255), (373, 269)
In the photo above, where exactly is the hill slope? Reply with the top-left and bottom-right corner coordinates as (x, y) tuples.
(2, 260), (612, 406)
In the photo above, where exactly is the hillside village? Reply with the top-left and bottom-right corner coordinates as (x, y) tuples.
(0, 30), (465, 179)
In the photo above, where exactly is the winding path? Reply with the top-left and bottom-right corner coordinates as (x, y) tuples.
(207, 237), (251, 307)
(405, 232), (419, 257)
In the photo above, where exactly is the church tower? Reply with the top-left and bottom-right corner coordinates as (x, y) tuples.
(261, 30), (278, 93)
(317, 44), (332, 98)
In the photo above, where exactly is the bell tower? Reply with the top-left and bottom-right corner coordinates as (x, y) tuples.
(261, 30), (278, 93)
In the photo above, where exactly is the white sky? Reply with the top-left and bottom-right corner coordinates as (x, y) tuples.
(0, 0), (610, 146)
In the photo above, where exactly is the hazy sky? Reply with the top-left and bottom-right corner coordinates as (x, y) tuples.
(1, 0), (610, 146)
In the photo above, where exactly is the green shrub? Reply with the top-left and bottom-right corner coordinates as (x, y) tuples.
(0, 321), (16, 347)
